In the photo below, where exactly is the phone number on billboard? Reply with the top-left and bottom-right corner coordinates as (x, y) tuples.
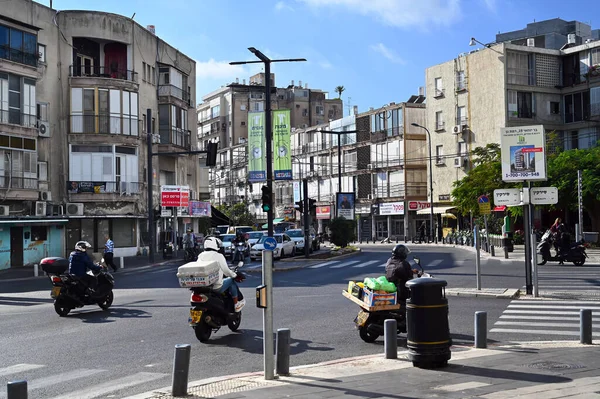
(505, 172), (541, 178)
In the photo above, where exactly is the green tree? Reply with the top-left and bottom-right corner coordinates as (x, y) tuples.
(546, 145), (600, 231)
(216, 202), (256, 227)
(329, 217), (356, 247)
(335, 85), (345, 99)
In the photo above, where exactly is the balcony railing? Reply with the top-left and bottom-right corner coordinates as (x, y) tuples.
(158, 84), (191, 104)
(0, 176), (38, 189)
(0, 110), (37, 128)
(0, 46), (38, 67)
(69, 65), (138, 83)
(159, 127), (191, 149)
(67, 181), (141, 195)
(70, 114), (140, 135)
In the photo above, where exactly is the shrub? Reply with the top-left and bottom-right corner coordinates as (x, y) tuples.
(329, 217), (356, 248)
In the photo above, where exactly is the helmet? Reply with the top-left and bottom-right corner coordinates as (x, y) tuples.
(75, 241), (92, 252)
(391, 244), (411, 260)
(204, 237), (222, 251)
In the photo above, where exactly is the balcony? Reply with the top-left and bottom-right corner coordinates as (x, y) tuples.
(159, 127), (191, 151)
(67, 181), (141, 201)
(69, 114), (140, 136)
(159, 85), (191, 106)
(69, 65), (137, 83)
(0, 110), (37, 129)
(0, 46), (38, 68)
(0, 176), (38, 190)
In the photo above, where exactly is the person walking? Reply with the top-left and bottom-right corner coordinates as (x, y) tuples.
(104, 234), (118, 272)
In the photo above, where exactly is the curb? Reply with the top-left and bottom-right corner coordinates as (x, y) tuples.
(245, 250), (363, 273)
(446, 288), (520, 299)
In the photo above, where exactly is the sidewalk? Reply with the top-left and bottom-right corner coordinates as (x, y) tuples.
(132, 341), (600, 399)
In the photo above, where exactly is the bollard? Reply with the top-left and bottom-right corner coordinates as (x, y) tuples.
(384, 319), (398, 359)
(474, 311), (487, 349)
(504, 245), (509, 259)
(33, 264), (38, 277)
(172, 344), (191, 396)
(276, 328), (291, 375)
(580, 309), (592, 345)
(490, 245), (495, 257)
(120, 257), (124, 269)
(7, 380), (27, 399)
(396, 236), (399, 243)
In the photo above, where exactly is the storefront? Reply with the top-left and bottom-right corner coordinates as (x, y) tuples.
(66, 216), (144, 258)
(316, 206), (331, 234)
(378, 202), (405, 240)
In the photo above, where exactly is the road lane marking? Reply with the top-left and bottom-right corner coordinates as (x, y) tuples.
(516, 300), (600, 305)
(309, 261), (340, 269)
(352, 260), (379, 268)
(505, 310), (600, 315)
(490, 328), (600, 337)
(494, 320), (600, 328)
(508, 304), (600, 310)
(53, 372), (167, 399)
(500, 315), (600, 321)
(0, 364), (44, 377)
(429, 259), (443, 267)
(435, 381), (491, 392)
(330, 261), (361, 269)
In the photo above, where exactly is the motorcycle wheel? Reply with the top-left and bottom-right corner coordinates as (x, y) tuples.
(194, 322), (212, 342)
(98, 291), (114, 310)
(573, 257), (586, 266)
(358, 326), (379, 343)
(54, 300), (71, 317)
(228, 312), (242, 332)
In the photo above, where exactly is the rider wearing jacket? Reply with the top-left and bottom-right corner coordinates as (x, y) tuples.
(199, 237), (246, 312)
(232, 232), (247, 264)
(68, 241), (102, 293)
(385, 244), (417, 301)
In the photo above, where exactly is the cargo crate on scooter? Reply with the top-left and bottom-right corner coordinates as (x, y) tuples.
(362, 288), (397, 307)
(177, 260), (220, 288)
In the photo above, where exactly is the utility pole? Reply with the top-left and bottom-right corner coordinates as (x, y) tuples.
(302, 178), (310, 258)
(411, 123), (435, 242)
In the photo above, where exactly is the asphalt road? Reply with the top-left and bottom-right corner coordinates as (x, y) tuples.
(0, 244), (595, 398)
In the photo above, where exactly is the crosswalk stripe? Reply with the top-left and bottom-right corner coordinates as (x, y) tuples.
(0, 369), (105, 397)
(0, 364), (44, 377)
(352, 260), (379, 268)
(429, 259), (443, 267)
(309, 261), (340, 269)
(490, 328), (600, 337)
(378, 263), (387, 268)
(508, 304), (600, 310)
(53, 372), (166, 399)
(500, 315), (600, 321)
(494, 320), (600, 328)
(505, 310), (599, 315)
(517, 300), (600, 305)
(330, 261), (361, 269)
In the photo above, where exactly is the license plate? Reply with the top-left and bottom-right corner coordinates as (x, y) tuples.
(51, 286), (61, 298)
(189, 309), (203, 325)
(354, 310), (370, 327)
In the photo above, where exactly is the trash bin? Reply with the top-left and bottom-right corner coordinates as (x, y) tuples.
(405, 278), (451, 368)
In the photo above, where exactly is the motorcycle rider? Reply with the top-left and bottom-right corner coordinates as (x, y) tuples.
(385, 244), (418, 301)
(232, 231), (247, 265)
(68, 241), (102, 294)
(183, 229), (196, 260)
(199, 236), (246, 312)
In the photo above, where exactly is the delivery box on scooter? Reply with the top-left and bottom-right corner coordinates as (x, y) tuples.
(177, 260), (220, 288)
(362, 287), (397, 307)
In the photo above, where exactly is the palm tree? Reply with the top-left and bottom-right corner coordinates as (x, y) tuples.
(335, 85), (345, 99)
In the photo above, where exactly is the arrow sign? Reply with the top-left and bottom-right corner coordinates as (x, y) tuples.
(263, 237), (277, 251)
(494, 189), (521, 206)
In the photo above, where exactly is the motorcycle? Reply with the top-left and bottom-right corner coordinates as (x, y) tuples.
(188, 262), (246, 342)
(347, 256), (431, 343)
(183, 246), (198, 262)
(537, 229), (587, 266)
(40, 257), (115, 317)
(231, 242), (247, 265)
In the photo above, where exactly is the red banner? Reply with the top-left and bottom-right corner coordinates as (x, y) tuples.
(316, 206), (331, 220)
(161, 185), (190, 207)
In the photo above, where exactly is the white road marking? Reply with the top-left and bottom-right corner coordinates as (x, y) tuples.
(0, 364), (44, 377)
(53, 372), (167, 399)
(309, 261), (340, 269)
(330, 261), (361, 269)
(352, 260), (379, 268)
(490, 328), (600, 337)
(435, 381), (491, 392)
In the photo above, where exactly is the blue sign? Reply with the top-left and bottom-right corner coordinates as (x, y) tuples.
(478, 195), (490, 203)
(263, 237), (277, 251)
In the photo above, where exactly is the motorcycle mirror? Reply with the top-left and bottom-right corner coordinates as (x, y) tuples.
(237, 261), (244, 267)
(413, 256), (420, 265)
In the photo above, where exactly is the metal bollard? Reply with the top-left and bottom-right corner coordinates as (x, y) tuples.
(172, 344), (191, 396)
(504, 245), (509, 259)
(384, 319), (398, 359)
(276, 328), (291, 375)
(580, 309), (592, 345)
(120, 257), (125, 269)
(490, 245), (495, 257)
(7, 380), (27, 399)
(33, 264), (38, 277)
(474, 311), (487, 349)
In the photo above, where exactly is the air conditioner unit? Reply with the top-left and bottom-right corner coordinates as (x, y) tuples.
(39, 191), (52, 201)
(462, 156), (470, 168)
(38, 120), (50, 137)
(152, 133), (161, 144)
(454, 157), (462, 168)
(51, 205), (64, 216)
(527, 38), (535, 47)
(452, 125), (462, 135)
(0, 205), (9, 216)
(567, 33), (576, 44)
(35, 201), (46, 216)
(461, 124), (469, 133)
(66, 202), (84, 216)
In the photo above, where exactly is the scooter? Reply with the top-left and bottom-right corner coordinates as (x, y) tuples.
(348, 256), (431, 343)
(537, 230), (587, 266)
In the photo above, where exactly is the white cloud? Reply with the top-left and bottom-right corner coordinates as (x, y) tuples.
(297, 0), (461, 28)
(195, 59), (248, 80)
(483, 0), (497, 12)
(370, 43), (406, 64)
(275, 1), (295, 11)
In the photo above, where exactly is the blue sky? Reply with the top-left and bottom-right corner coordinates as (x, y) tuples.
(38, 0), (596, 114)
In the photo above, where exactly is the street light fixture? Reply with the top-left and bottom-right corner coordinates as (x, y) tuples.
(469, 37), (503, 55)
(411, 123), (435, 243)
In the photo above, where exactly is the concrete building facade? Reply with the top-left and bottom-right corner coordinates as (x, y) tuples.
(0, 0), (199, 269)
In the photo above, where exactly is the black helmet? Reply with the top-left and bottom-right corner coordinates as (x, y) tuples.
(392, 244), (411, 260)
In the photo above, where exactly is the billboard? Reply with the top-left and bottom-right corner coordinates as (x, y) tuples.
(189, 201), (211, 217)
(316, 206), (331, 220)
(379, 202), (404, 215)
(336, 192), (355, 220)
(161, 185), (190, 207)
(501, 125), (547, 182)
(248, 112), (266, 182)
(273, 109), (292, 180)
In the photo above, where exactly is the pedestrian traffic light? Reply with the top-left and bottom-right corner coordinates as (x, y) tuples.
(261, 185), (272, 212)
(308, 198), (317, 212)
(295, 200), (304, 213)
(205, 142), (218, 167)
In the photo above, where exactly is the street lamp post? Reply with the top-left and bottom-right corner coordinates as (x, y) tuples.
(411, 123), (434, 242)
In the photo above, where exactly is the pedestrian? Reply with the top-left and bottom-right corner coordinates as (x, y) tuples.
(103, 234), (118, 272)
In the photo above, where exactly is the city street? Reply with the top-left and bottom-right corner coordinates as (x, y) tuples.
(1, 244), (599, 398)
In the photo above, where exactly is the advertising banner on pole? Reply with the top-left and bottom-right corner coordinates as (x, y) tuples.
(273, 109), (292, 180)
(336, 192), (355, 220)
(248, 112), (266, 182)
(161, 185), (190, 207)
(500, 125), (547, 182)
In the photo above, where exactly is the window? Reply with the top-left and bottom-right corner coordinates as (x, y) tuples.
(37, 44), (45, 63)
(142, 62), (146, 81)
(253, 102), (264, 112)
(507, 52), (534, 85)
(564, 91), (590, 123)
(70, 88), (136, 134)
(151, 66), (155, 84)
(456, 71), (466, 91)
(456, 106), (467, 124)
(591, 87), (600, 117)
(370, 112), (384, 133)
(31, 226), (47, 241)
(122, 90), (139, 135)
(2, 74), (36, 127)
(37, 103), (48, 121)
(390, 108), (402, 136)
(458, 141), (468, 157)
(38, 161), (47, 181)
(434, 77), (444, 97)
(316, 105), (324, 115)
(0, 25), (38, 67)
(210, 105), (220, 118)
(508, 91), (534, 118)
(549, 101), (560, 115)
(0, 136), (38, 189)
(435, 145), (444, 164)
(592, 48), (600, 67)
(435, 111), (444, 130)
(159, 67), (170, 85)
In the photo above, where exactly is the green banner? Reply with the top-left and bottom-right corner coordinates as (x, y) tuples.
(248, 111), (266, 182)
(273, 109), (292, 180)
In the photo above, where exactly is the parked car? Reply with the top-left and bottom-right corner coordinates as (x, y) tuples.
(248, 231), (267, 247)
(220, 234), (236, 258)
(285, 228), (320, 253)
(250, 233), (296, 261)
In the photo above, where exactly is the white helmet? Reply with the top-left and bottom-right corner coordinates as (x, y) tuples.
(75, 240), (92, 252)
(204, 237), (222, 251)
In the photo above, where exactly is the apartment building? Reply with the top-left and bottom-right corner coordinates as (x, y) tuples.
(0, 1), (199, 269)
(197, 73), (343, 218)
(290, 98), (430, 240)
(425, 18), (600, 231)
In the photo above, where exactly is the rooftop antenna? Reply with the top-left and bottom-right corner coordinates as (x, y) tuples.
(345, 96), (352, 116)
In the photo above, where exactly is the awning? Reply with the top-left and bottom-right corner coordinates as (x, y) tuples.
(261, 218), (285, 229)
(493, 205), (507, 212)
(417, 206), (456, 215)
(0, 218), (69, 225)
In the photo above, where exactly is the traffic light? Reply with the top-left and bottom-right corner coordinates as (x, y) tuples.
(295, 200), (304, 213)
(205, 142), (218, 167)
(152, 208), (161, 220)
(308, 198), (317, 212)
(261, 185), (272, 212)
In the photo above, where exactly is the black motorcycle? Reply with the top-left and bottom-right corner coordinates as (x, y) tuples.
(188, 264), (246, 342)
(41, 257), (115, 317)
(537, 230), (587, 266)
(183, 246), (198, 262)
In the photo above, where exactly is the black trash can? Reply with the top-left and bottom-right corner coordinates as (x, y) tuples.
(405, 278), (451, 368)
